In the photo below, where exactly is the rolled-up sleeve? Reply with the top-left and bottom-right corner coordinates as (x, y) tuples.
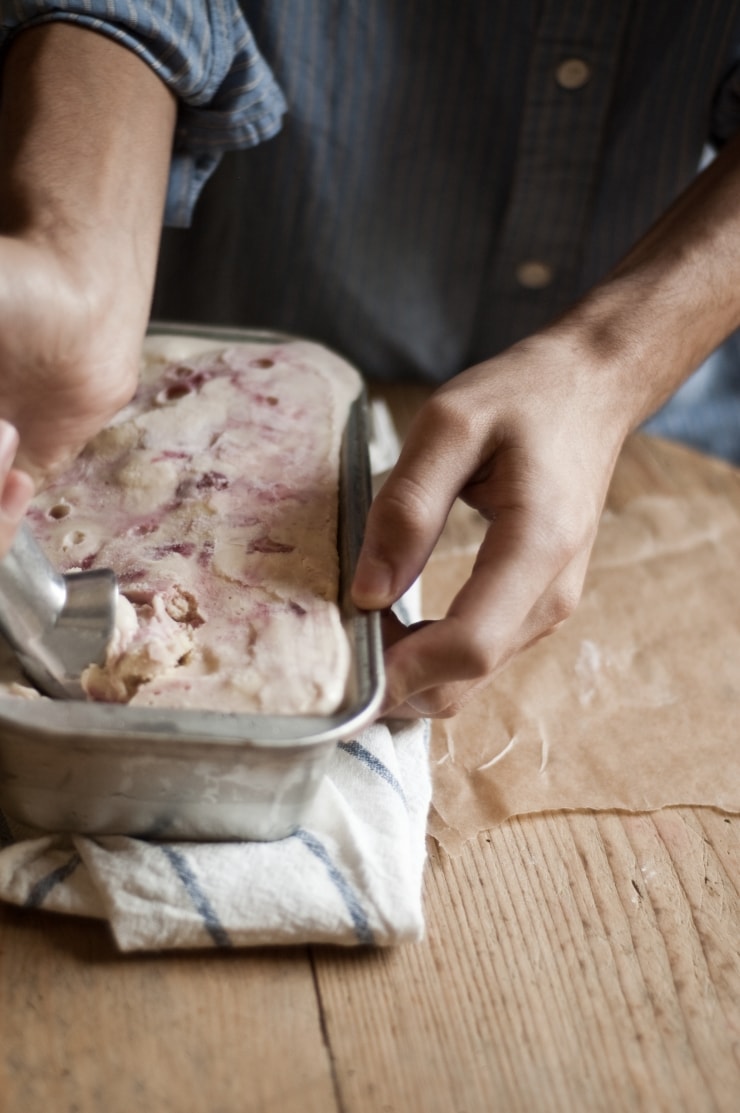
(1, 1), (287, 226)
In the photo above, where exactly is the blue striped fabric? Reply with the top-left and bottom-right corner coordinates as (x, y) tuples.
(294, 828), (374, 945)
(160, 845), (232, 947)
(23, 851), (81, 909)
(146, 1), (740, 387)
(2, 0), (287, 225)
(0, 714), (432, 949)
(338, 740), (408, 807)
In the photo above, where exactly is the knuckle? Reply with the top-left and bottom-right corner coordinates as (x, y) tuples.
(548, 583), (581, 626)
(534, 505), (596, 577)
(416, 394), (492, 476)
(375, 474), (436, 539)
(457, 633), (500, 680)
(540, 516), (584, 565)
(538, 569), (585, 631)
(421, 392), (476, 442)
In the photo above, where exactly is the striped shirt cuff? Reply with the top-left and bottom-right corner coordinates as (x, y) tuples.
(1, 1), (287, 226)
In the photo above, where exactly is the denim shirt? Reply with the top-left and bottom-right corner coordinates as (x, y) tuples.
(1, 0), (287, 226)
(4, 1), (740, 392)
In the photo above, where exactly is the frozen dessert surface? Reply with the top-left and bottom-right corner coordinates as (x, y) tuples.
(16, 335), (360, 714)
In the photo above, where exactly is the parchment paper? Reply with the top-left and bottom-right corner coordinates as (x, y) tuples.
(423, 457), (740, 854)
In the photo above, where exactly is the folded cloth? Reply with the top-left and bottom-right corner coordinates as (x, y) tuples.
(0, 716), (430, 951)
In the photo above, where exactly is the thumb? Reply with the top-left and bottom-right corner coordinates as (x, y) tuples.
(352, 418), (464, 610)
(0, 420), (35, 559)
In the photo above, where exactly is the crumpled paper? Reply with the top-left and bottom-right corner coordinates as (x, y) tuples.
(423, 436), (740, 853)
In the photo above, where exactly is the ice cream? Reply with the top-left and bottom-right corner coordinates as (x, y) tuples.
(20, 334), (361, 714)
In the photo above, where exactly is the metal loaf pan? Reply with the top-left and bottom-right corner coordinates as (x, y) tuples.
(0, 324), (385, 841)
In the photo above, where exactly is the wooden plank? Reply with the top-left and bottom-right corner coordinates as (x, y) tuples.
(313, 810), (740, 1113)
(0, 906), (338, 1113)
(1, 420), (738, 1113)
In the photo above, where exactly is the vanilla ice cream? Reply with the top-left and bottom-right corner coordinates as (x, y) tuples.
(20, 334), (361, 714)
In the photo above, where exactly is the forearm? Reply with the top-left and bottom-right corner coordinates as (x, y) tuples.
(0, 23), (175, 484)
(354, 137), (740, 714)
(554, 134), (740, 434)
(0, 22), (175, 322)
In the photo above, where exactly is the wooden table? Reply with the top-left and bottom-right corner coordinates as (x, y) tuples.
(1, 411), (739, 1113)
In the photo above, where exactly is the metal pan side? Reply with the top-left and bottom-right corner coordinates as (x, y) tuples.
(0, 324), (385, 838)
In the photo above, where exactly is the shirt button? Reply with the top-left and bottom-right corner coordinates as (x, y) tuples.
(516, 261), (554, 289)
(555, 58), (591, 90)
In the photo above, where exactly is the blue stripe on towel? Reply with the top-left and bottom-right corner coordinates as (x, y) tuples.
(160, 846), (232, 948)
(294, 828), (374, 945)
(338, 740), (407, 807)
(24, 852), (81, 909)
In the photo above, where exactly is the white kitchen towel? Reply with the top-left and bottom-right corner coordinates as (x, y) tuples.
(0, 716), (430, 951)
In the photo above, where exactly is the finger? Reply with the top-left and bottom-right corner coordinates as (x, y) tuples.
(385, 549), (592, 718)
(515, 543), (593, 652)
(377, 616), (445, 717)
(378, 607), (414, 650)
(377, 614), (485, 720)
(0, 420), (34, 558)
(381, 671), (489, 720)
(352, 395), (489, 610)
(379, 501), (587, 710)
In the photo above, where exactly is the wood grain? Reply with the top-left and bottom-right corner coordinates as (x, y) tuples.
(313, 809), (740, 1113)
(0, 909), (338, 1113)
(0, 427), (739, 1113)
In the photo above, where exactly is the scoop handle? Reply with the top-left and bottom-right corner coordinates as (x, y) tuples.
(0, 522), (67, 647)
(0, 522), (118, 699)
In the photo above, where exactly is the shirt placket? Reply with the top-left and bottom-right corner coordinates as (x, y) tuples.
(485, 0), (632, 310)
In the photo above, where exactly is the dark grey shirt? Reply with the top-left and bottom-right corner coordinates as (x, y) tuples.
(6, 1), (740, 387)
(153, 1), (740, 386)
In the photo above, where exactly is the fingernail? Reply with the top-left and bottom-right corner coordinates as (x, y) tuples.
(353, 552), (394, 607)
(407, 695), (436, 717)
(0, 420), (19, 464)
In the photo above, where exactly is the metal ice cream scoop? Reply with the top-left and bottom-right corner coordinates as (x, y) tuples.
(0, 522), (118, 699)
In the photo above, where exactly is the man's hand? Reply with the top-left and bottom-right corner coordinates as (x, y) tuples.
(354, 129), (740, 717)
(0, 420), (35, 554)
(0, 24), (176, 556)
(0, 235), (144, 557)
(0, 235), (144, 478)
(352, 330), (628, 717)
